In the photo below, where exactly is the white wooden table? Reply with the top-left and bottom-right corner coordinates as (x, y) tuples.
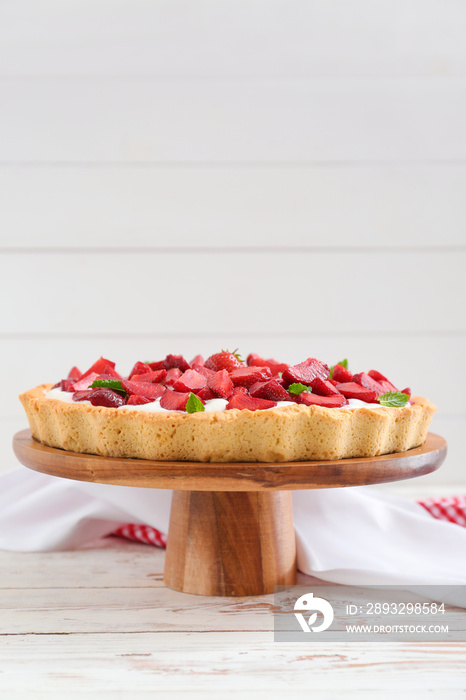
(1, 538), (465, 698)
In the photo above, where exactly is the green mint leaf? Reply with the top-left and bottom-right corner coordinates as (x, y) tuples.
(378, 391), (410, 408)
(91, 379), (124, 392)
(186, 392), (205, 413)
(288, 383), (312, 395)
(329, 358), (348, 379)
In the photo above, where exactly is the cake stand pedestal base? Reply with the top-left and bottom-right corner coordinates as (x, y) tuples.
(13, 430), (447, 598)
(164, 490), (296, 596)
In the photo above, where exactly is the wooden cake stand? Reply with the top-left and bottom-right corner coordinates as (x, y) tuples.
(13, 430), (446, 597)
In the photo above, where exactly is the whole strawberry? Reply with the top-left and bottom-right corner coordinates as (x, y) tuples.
(204, 349), (244, 373)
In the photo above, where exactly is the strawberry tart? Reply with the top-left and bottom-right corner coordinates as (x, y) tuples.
(19, 351), (436, 462)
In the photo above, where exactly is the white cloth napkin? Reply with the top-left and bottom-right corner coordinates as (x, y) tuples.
(1, 466), (466, 603)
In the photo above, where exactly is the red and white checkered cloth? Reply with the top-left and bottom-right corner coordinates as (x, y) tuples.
(112, 495), (466, 548)
(418, 496), (466, 527)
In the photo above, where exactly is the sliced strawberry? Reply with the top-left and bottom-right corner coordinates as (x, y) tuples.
(297, 392), (348, 408)
(131, 369), (167, 384)
(88, 388), (125, 408)
(72, 390), (93, 402)
(231, 386), (248, 396)
(205, 351), (244, 373)
(368, 370), (397, 392)
(81, 357), (116, 380)
(160, 390), (190, 411)
(335, 382), (378, 403)
(282, 358), (330, 388)
(197, 386), (217, 401)
(191, 363), (215, 379)
(121, 380), (165, 399)
(165, 368), (183, 386)
(67, 366), (82, 380)
(147, 360), (165, 371)
(59, 379), (75, 392)
(328, 378), (339, 386)
(400, 387), (411, 397)
(102, 365), (123, 380)
(164, 354), (190, 372)
(207, 370), (234, 398)
(128, 361), (151, 379)
(190, 354), (204, 367)
(331, 363), (352, 383)
(173, 369), (207, 393)
(246, 353), (289, 374)
(71, 372), (99, 391)
(126, 395), (153, 405)
(147, 356), (190, 372)
(249, 379), (290, 401)
(226, 393), (276, 411)
(351, 372), (384, 397)
(310, 378), (343, 397)
(230, 366), (272, 388)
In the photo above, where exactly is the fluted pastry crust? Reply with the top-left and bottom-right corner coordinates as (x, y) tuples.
(19, 384), (437, 462)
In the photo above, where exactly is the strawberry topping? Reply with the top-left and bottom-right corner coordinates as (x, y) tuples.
(205, 351), (244, 373)
(160, 391), (190, 411)
(196, 386), (217, 401)
(173, 369), (207, 393)
(226, 393), (277, 411)
(126, 395), (153, 405)
(207, 370), (234, 399)
(131, 369), (167, 384)
(249, 379), (290, 401)
(128, 361), (151, 379)
(297, 392), (348, 408)
(80, 357), (116, 380)
(67, 366), (82, 380)
(246, 353), (289, 374)
(191, 363), (215, 378)
(230, 366), (272, 388)
(331, 363), (352, 383)
(351, 372), (385, 397)
(72, 390), (93, 402)
(120, 380), (165, 400)
(71, 372), (99, 391)
(53, 351), (410, 413)
(88, 388), (125, 408)
(163, 354), (190, 372)
(310, 377), (343, 397)
(335, 382), (378, 403)
(282, 358), (330, 388)
(368, 370), (398, 392)
(164, 368), (183, 386)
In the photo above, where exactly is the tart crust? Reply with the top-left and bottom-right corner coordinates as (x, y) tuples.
(19, 384), (437, 462)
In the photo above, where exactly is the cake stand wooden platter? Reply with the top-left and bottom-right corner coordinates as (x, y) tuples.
(13, 430), (446, 598)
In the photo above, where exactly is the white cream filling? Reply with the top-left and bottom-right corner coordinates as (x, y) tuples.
(43, 388), (395, 412)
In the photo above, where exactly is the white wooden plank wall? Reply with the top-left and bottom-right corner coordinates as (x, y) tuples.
(1, 1), (465, 491)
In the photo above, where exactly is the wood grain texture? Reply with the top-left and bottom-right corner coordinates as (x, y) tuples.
(12, 429), (446, 597)
(12, 430), (447, 492)
(0, 540), (465, 697)
(164, 490), (296, 596)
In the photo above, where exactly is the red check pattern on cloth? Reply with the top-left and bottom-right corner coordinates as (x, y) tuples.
(418, 496), (466, 527)
(111, 496), (466, 548)
(113, 523), (167, 548)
